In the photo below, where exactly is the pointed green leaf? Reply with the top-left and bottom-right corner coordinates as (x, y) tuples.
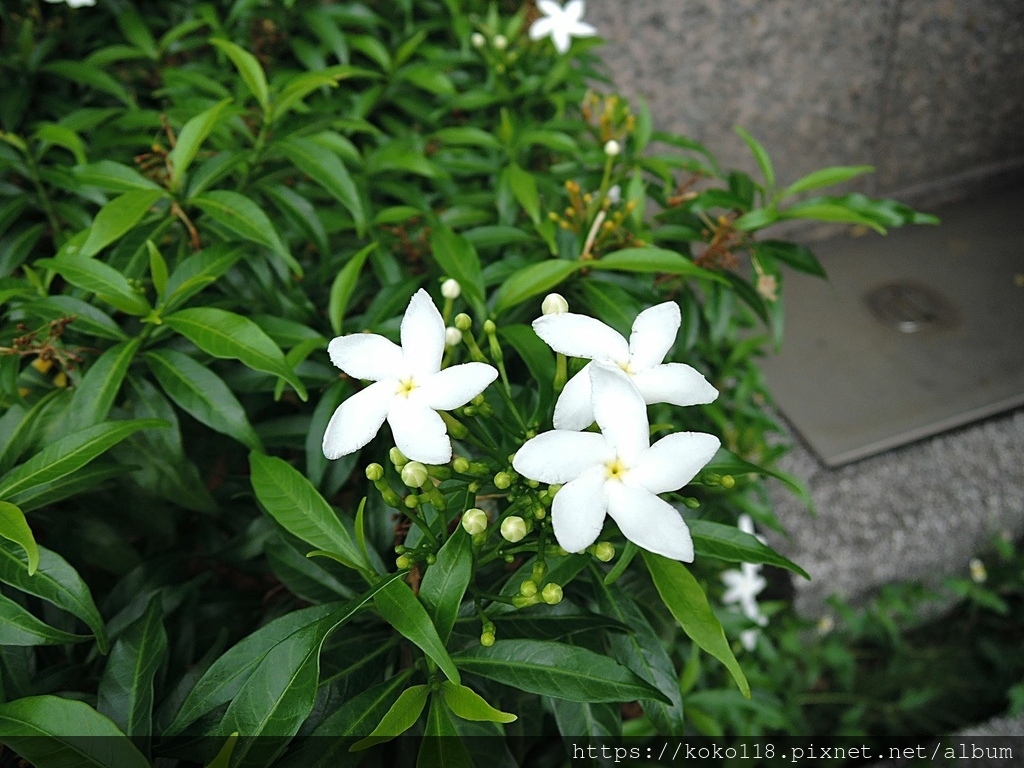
(147, 240), (168, 297)
(689, 520), (809, 579)
(350, 685), (429, 751)
(0, 592), (89, 645)
(163, 243), (245, 310)
(65, 338), (141, 433)
(778, 201), (886, 234)
(73, 161), (161, 193)
(328, 243), (375, 335)
(374, 579), (460, 684)
(278, 137), (366, 237)
(735, 126), (774, 193)
(503, 164), (540, 225)
(440, 681), (516, 723)
(0, 540), (108, 653)
(0, 696), (150, 768)
(452, 639), (668, 703)
(642, 551), (750, 698)
(0, 419), (166, 500)
(419, 527), (472, 644)
(164, 307), (306, 399)
(22, 295), (127, 341)
(206, 733), (239, 768)
(494, 260), (580, 313)
(783, 165), (874, 197)
(210, 39), (269, 110)
(42, 61), (134, 107)
(97, 593), (167, 737)
(35, 256), (152, 316)
(429, 226), (484, 313)
(0, 502), (38, 576)
(417, 696), (473, 768)
(168, 98), (233, 185)
(190, 191), (300, 275)
(145, 349), (262, 450)
(589, 247), (728, 283)
(249, 452), (365, 571)
(80, 189), (166, 258)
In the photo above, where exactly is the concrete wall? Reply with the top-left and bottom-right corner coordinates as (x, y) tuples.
(586, 0), (1024, 205)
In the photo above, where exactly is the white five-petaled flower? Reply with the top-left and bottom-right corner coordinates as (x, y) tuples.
(529, 0), (597, 55)
(322, 289), (498, 464)
(533, 301), (719, 430)
(513, 364), (720, 561)
(721, 564), (768, 625)
(45, 0), (96, 6)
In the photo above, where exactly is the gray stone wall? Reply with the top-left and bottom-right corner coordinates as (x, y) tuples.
(586, 0), (1024, 204)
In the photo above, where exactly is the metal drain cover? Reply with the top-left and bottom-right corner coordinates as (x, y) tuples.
(865, 280), (959, 333)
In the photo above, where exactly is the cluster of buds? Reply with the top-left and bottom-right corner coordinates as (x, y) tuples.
(694, 214), (746, 271)
(548, 180), (639, 259)
(470, 28), (518, 73)
(581, 91), (636, 145)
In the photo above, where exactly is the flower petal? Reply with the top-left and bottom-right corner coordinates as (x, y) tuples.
(629, 431), (721, 495)
(537, 0), (563, 17)
(590, 364), (649, 463)
(387, 397), (452, 464)
(552, 362), (595, 430)
(328, 333), (403, 381)
(628, 302), (680, 370)
(632, 363), (719, 407)
(529, 16), (555, 40)
(415, 362), (497, 411)
(565, 0), (586, 21)
(401, 289), (445, 377)
(551, 466), (608, 553)
(551, 27), (572, 54)
(513, 430), (612, 484)
(322, 380), (394, 459)
(568, 20), (597, 37)
(532, 314), (629, 363)
(606, 484), (694, 562)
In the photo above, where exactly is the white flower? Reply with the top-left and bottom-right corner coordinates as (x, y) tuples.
(532, 301), (719, 430)
(323, 289), (498, 464)
(471, 32), (487, 48)
(444, 326), (463, 347)
(541, 293), (569, 315)
(493, 34), (508, 51)
(604, 139), (621, 157)
(46, 0), (96, 5)
(441, 278), (461, 299)
(513, 364), (720, 561)
(722, 563), (768, 626)
(529, 0), (597, 55)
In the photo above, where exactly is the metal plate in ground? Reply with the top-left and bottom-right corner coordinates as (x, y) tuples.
(760, 184), (1024, 466)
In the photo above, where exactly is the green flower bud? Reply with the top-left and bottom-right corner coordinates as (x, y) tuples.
(480, 631), (496, 647)
(548, 484), (562, 497)
(720, 474), (736, 489)
(389, 447), (408, 467)
(396, 555), (412, 569)
(404, 494), (420, 508)
(425, 554), (436, 565)
(401, 461), (429, 487)
(541, 293), (569, 315)
(532, 504), (546, 520)
(501, 516), (528, 543)
(682, 496), (701, 509)
(365, 463), (384, 481)
(453, 457), (470, 474)
(493, 471), (512, 490)
(542, 583), (563, 605)
(593, 542), (615, 562)
(461, 508), (488, 535)
(483, 319), (497, 335)
(454, 313), (472, 331)
(519, 579), (538, 597)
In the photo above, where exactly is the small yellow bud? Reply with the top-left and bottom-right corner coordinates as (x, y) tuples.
(493, 471), (512, 490)
(500, 516), (528, 543)
(483, 319), (496, 335)
(969, 557), (987, 583)
(389, 447), (408, 467)
(401, 462), (429, 487)
(480, 631), (496, 646)
(493, 34), (508, 50)
(593, 542), (615, 562)
(541, 583), (563, 605)
(404, 494), (420, 508)
(519, 579), (538, 597)
(396, 555), (412, 570)
(454, 313), (472, 331)
(453, 457), (470, 474)
(461, 508), (488, 535)
(541, 293), (569, 315)
(365, 463), (384, 481)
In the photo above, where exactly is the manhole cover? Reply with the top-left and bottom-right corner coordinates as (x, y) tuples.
(864, 280), (959, 333)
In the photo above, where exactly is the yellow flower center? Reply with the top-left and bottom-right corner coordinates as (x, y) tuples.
(617, 360), (635, 375)
(604, 457), (629, 481)
(396, 377), (418, 397)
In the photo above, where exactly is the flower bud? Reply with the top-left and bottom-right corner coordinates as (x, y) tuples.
(493, 34), (508, 50)
(461, 508), (488, 535)
(720, 474), (736, 489)
(454, 313), (472, 331)
(404, 494), (420, 508)
(389, 447), (408, 467)
(607, 184), (622, 205)
(493, 471), (512, 490)
(441, 278), (461, 299)
(483, 319), (496, 335)
(500, 516), (528, 543)
(541, 293), (569, 315)
(453, 457), (470, 474)
(519, 579), (538, 597)
(396, 555), (412, 570)
(471, 32), (486, 48)
(480, 631), (496, 646)
(365, 463), (384, 481)
(593, 542), (615, 562)
(541, 583), (563, 605)
(604, 139), (621, 157)
(444, 326), (463, 347)
(401, 461), (429, 487)
(969, 557), (987, 584)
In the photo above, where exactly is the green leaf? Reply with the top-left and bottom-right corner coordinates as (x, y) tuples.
(117, 7), (158, 58)
(278, 137), (366, 237)
(73, 161), (161, 193)
(641, 551), (750, 698)
(97, 593), (167, 738)
(350, 685), (429, 751)
(754, 240), (826, 278)
(0, 592), (88, 645)
(147, 240), (168, 298)
(0, 502), (38, 576)
(374, 579), (460, 684)
(783, 165), (874, 197)
(452, 639), (669, 703)
(0, 540), (109, 653)
(35, 123), (87, 164)
(589, 247), (727, 283)
(206, 733), (239, 768)
(163, 243), (245, 310)
(328, 243), (376, 335)
(778, 201), (886, 234)
(210, 38), (269, 111)
(80, 189), (166, 258)
(689, 520), (809, 579)
(734, 126), (774, 193)
(503, 164), (540, 225)
(223, 579), (402, 767)
(494, 260), (580, 313)
(22, 296), (127, 342)
(42, 61), (134, 107)
(168, 98), (233, 186)
(440, 681), (516, 724)
(418, 696), (473, 768)
(271, 65), (379, 122)
(0, 419), (166, 500)
(0, 696), (150, 768)
(704, 448), (812, 508)
(249, 452), (365, 571)
(164, 307), (306, 400)
(433, 127), (502, 149)
(190, 191), (300, 275)
(419, 528), (472, 643)
(35, 256), (152, 316)
(428, 226), (485, 314)
(145, 349), (262, 451)
(65, 339), (140, 432)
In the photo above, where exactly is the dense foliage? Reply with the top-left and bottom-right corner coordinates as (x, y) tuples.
(0, 1), (937, 765)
